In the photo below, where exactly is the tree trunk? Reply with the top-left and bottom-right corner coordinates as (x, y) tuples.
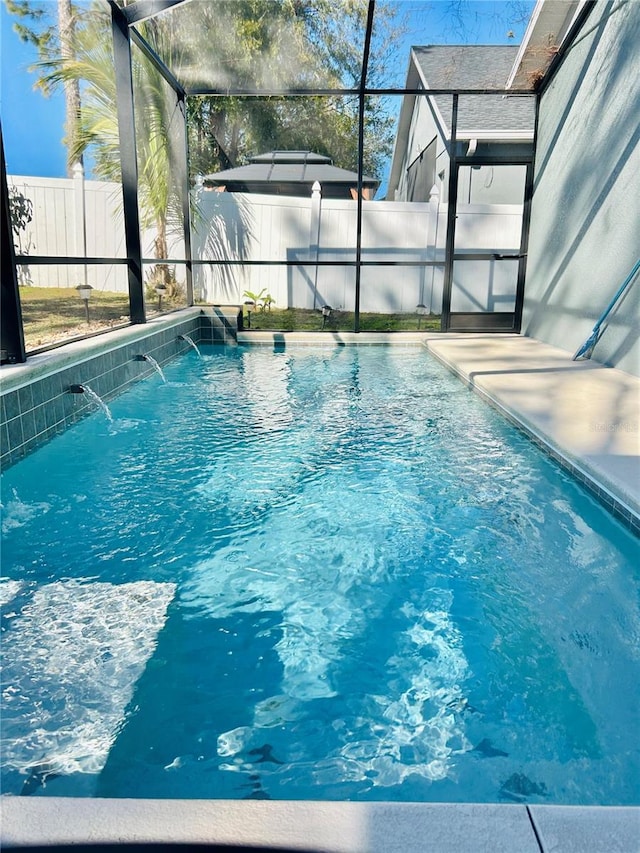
(57, 0), (83, 175)
(152, 218), (173, 293)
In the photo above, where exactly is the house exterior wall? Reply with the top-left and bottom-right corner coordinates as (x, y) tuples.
(392, 96), (531, 205)
(522, 0), (640, 376)
(458, 164), (528, 205)
(393, 95), (446, 202)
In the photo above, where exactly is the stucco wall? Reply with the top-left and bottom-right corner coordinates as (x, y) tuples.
(522, 0), (640, 376)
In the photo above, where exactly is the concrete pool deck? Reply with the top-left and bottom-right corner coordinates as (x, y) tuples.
(421, 333), (640, 530)
(1, 327), (639, 851)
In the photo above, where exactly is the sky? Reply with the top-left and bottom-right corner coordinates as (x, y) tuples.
(1, 1), (68, 177)
(0, 0), (534, 181)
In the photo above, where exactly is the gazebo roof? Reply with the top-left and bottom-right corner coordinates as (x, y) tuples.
(203, 151), (379, 199)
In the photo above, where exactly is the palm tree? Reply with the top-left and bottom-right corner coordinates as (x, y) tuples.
(57, 0), (83, 177)
(40, 3), (185, 293)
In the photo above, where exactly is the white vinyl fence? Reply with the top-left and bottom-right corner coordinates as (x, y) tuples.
(8, 171), (127, 290)
(192, 189), (524, 314)
(9, 172), (524, 314)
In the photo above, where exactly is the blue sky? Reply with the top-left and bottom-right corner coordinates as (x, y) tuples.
(0, 1), (534, 180)
(1, 1), (68, 176)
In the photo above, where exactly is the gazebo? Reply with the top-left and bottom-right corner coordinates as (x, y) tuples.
(202, 150), (379, 200)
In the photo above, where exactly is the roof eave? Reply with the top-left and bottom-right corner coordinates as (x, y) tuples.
(454, 130), (534, 140)
(506, 0), (585, 89)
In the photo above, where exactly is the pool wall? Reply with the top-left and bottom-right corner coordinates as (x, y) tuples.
(0, 306), (240, 470)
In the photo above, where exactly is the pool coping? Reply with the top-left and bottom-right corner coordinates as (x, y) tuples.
(0, 309), (204, 395)
(2, 796), (639, 852)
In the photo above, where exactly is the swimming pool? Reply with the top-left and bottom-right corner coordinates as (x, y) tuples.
(1, 345), (638, 804)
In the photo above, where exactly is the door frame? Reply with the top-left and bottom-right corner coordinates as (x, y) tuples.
(440, 95), (535, 333)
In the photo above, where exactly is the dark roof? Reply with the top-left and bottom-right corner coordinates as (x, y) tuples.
(414, 45), (519, 89)
(203, 151), (379, 199)
(412, 45), (535, 133)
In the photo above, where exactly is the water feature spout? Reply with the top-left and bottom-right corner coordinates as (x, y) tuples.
(135, 354), (166, 383)
(68, 383), (113, 422)
(178, 334), (202, 358)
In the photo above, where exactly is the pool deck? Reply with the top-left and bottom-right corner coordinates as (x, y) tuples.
(421, 333), (640, 530)
(2, 328), (639, 851)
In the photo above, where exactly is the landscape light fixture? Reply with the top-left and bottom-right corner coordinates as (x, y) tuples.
(76, 284), (93, 324)
(416, 303), (428, 329)
(244, 300), (253, 329)
(155, 283), (167, 311)
(322, 304), (332, 330)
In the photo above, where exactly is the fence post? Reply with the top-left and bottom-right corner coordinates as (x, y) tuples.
(426, 183), (440, 312)
(310, 180), (322, 310)
(73, 161), (88, 290)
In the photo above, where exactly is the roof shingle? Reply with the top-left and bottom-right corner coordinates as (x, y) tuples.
(412, 46), (535, 133)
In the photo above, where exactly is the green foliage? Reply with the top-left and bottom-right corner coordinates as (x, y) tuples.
(242, 288), (267, 309)
(5, 0), (55, 59)
(8, 1), (401, 187)
(242, 288), (275, 311)
(261, 293), (275, 311)
(149, 0), (401, 180)
(8, 187), (33, 240)
(241, 306), (442, 332)
(8, 186), (35, 278)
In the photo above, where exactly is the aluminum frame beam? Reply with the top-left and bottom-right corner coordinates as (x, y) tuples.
(129, 26), (186, 97)
(186, 87), (535, 98)
(111, 1), (146, 323)
(176, 91), (194, 305)
(1, 127), (26, 364)
(353, 0), (376, 333)
(120, 0), (189, 26)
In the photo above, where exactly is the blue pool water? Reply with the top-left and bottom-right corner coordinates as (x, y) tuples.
(1, 345), (639, 804)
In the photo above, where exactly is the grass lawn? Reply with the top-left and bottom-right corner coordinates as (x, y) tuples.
(19, 287), (184, 351)
(241, 306), (441, 333)
(18, 288), (441, 351)
(20, 287), (131, 350)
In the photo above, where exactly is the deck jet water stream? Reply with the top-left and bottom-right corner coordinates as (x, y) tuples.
(135, 354), (166, 383)
(178, 334), (202, 358)
(68, 384), (113, 422)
